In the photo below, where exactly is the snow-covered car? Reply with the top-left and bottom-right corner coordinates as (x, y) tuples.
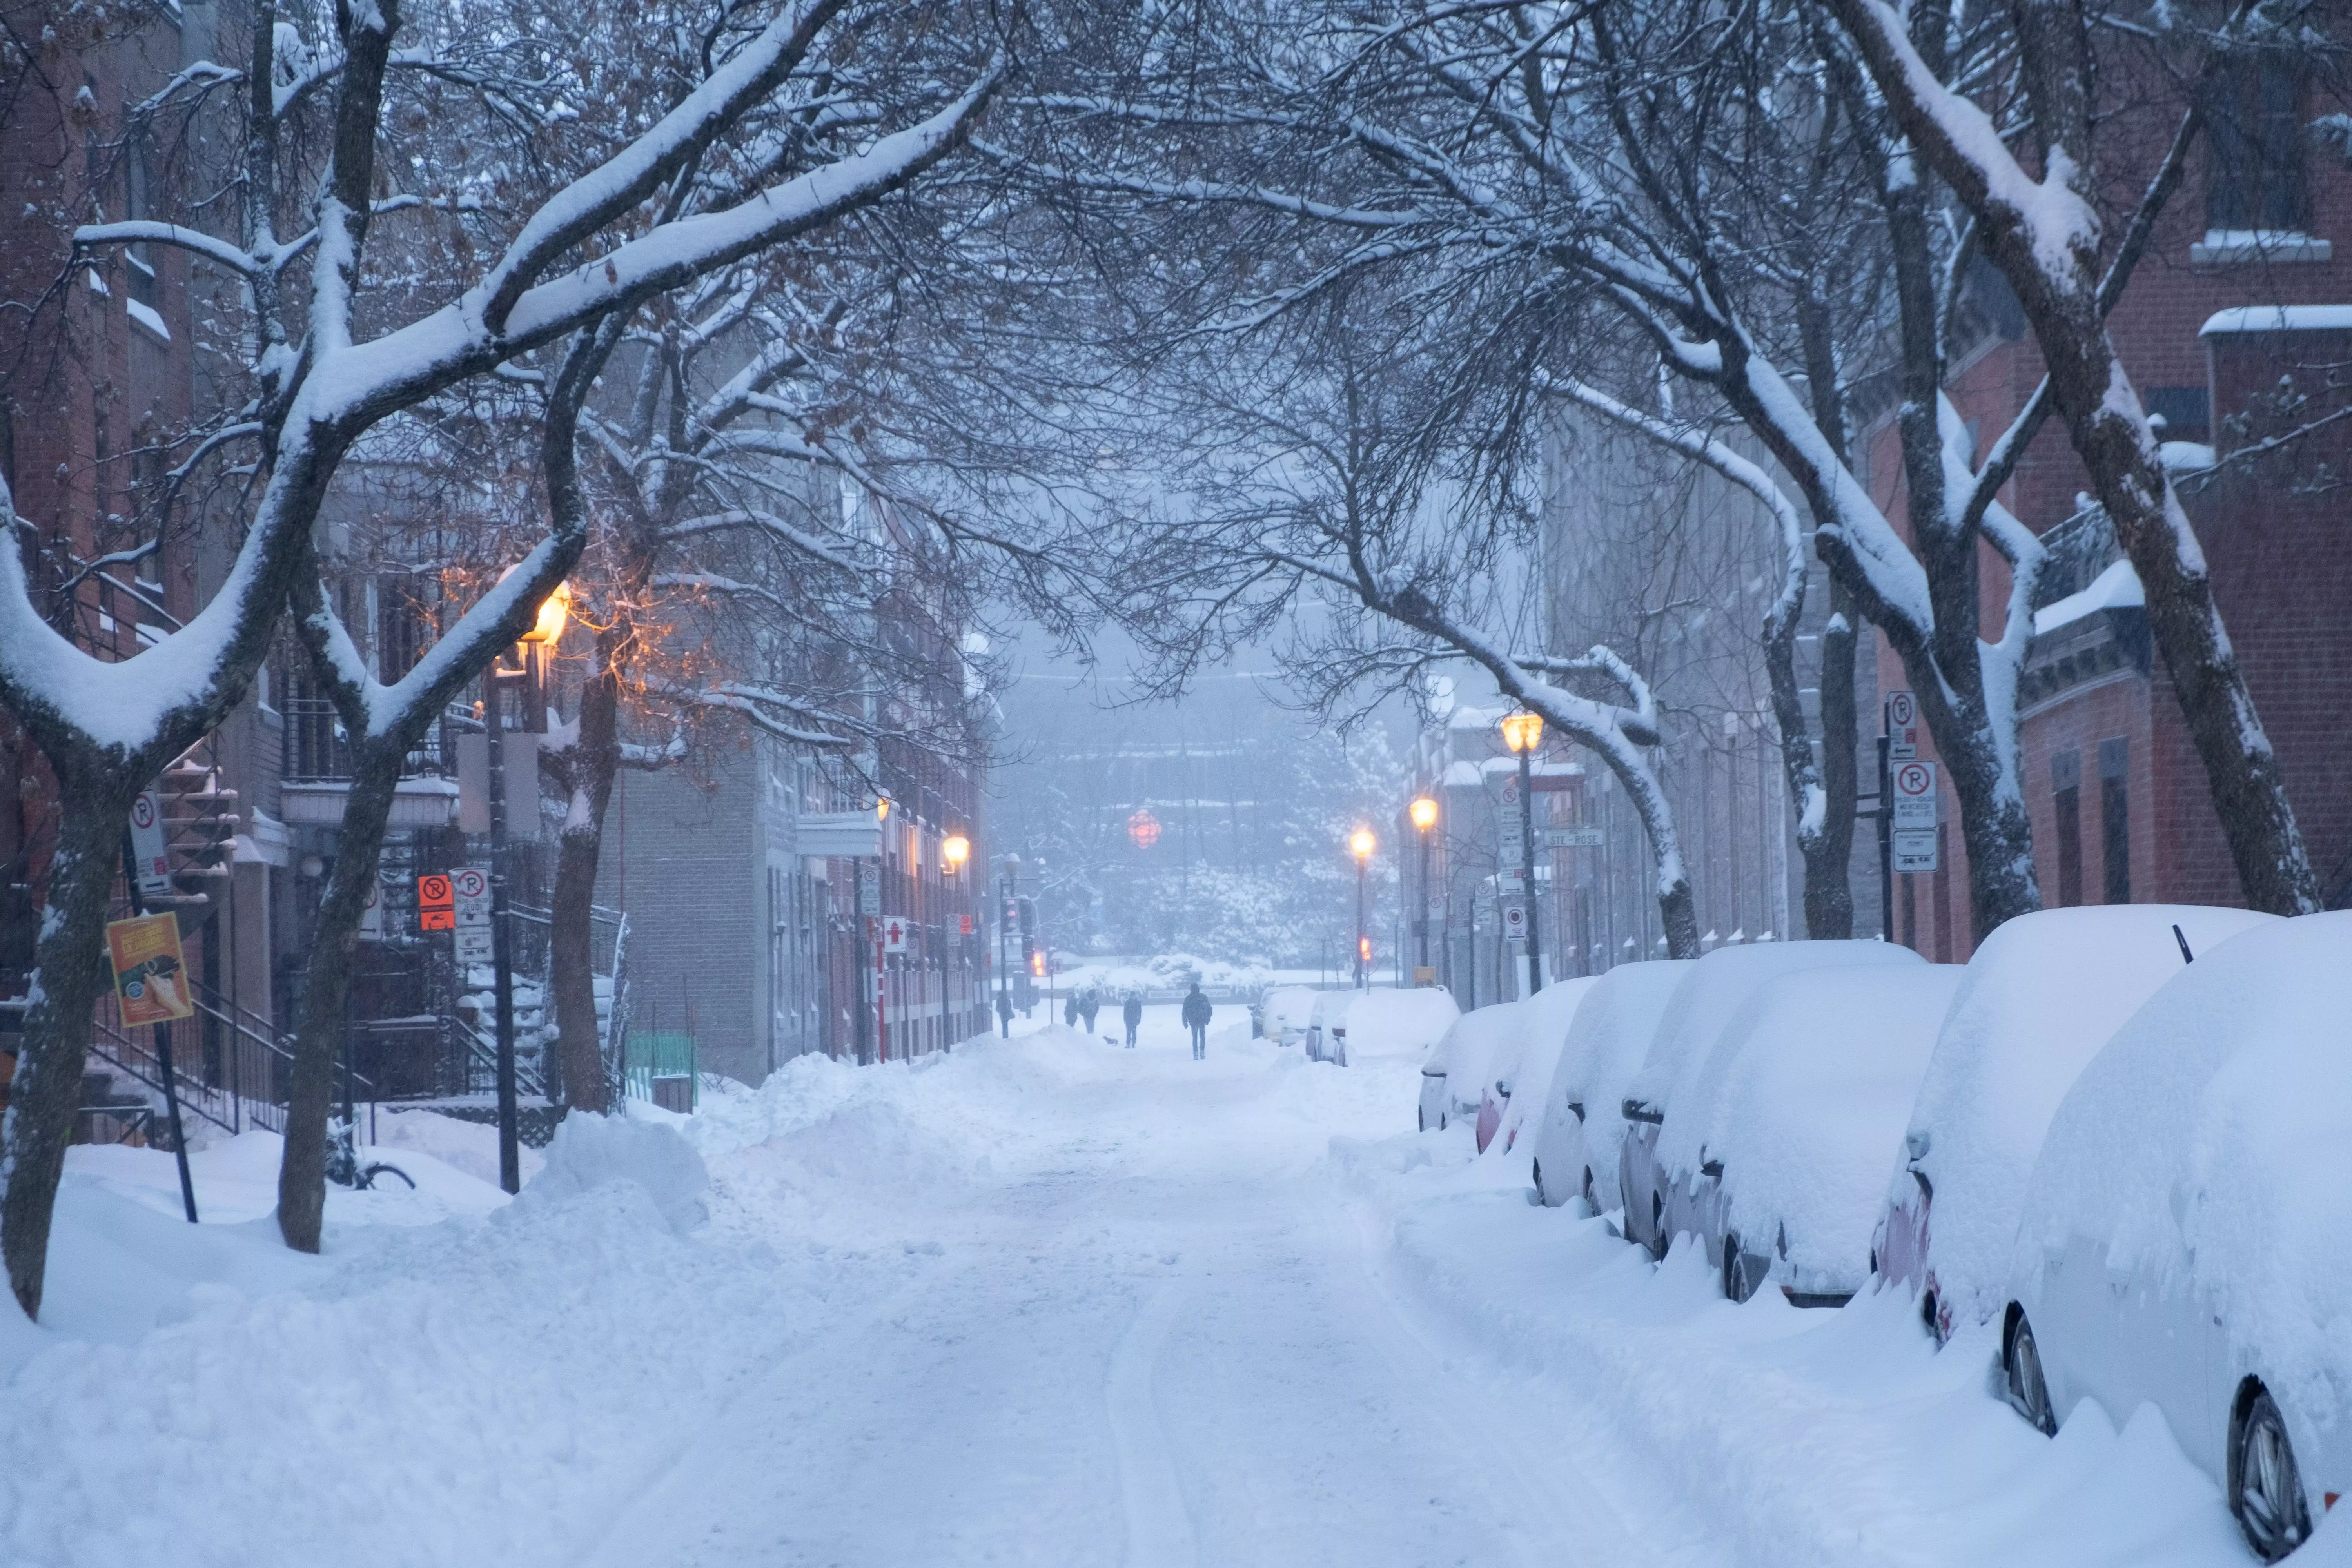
(1304, 991), (1351, 1063)
(1418, 1002), (1526, 1132)
(1619, 941), (1923, 1260)
(1877, 904), (2278, 1341)
(1996, 912), (2352, 1563)
(1662, 962), (1961, 1306)
(1256, 985), (1321, 1047)
(1530, 960), (1693, 1212)
(1341, 986), (1461, 1064)
(1479, 978), (1598, 1159)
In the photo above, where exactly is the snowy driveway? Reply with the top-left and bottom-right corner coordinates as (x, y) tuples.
(2, 1002), (2327, 1565)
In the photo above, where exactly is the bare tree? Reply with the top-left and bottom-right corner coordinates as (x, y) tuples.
(2, 0), (1005, 1310)
(1820, 0), (2334, 915)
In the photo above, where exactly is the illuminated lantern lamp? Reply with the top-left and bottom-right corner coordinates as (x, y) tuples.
(1127, 809), (1163, 850)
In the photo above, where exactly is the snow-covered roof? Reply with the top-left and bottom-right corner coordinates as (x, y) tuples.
(2032, 557), (2143, 638)
(2014, 911), (2352, 1417)
(1438, 759), (1485, 788)
(1902, 904), (2277, 1332)
(2199, 303), (2352, 336)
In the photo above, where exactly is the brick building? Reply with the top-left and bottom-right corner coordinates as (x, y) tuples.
(1861, 58), (2352, 961)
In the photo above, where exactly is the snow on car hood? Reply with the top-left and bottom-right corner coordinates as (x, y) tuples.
(1900, 904), (2277, 1330)
(1626, 942), (1922, 1122)
(1428, 1002), (1530, 1109)
(1690, 964), (1960, 1289)
(2013, 911), (2352, 1418)
(1531, 961), (1693, 1197)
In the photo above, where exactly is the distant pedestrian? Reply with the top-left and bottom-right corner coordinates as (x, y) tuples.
(1065, 994), (1080, 1028)
(995, 988), (1013, 1037)
(1079, 988), (1100, 1035)
(1181, 982), (1213, 1060)
(1122, 992), (1143, 1048)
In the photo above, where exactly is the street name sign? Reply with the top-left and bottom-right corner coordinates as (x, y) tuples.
(1546, 826), (1605, 848)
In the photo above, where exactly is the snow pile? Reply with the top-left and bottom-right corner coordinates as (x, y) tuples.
(1530, 960), (1692, 1210)
(520, 1112), (710, 1235)
(1692, 963), (1962, 1292)
(2018, 912), (2352, 1424)
(1336, 986), (1461, 1062)
(1901, 904), (2276, 1330)
(1258, 984), (1320, 1039)
(1629, 940), (1921, 1120)
(371, 1106), (548, 1188)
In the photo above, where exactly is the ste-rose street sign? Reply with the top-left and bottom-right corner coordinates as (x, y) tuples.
(1546, 826), (1604, 848)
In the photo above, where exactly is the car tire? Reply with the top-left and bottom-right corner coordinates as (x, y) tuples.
(1721, 1232), (1754, 1303)
(2004, 1310), (2056, 1436)
(1649, 1193), (1667, 1261)
(1532, 1159), (1546, 1205)
(1418, 1107), (1426, 1133)
(1581, 1165), (1595, 1209)
(2232, 1387), (2312, 1562)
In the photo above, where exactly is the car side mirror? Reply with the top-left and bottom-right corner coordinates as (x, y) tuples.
(1905, 1129), (1931, 1164)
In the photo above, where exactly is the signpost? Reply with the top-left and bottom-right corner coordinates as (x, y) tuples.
(111, 818), (199, 1224)
(1501, 900), (1528, 942)
(1892, 759), (1940, 873)
(128, 791), (172, 898)
(453, 865), (493, 967)
(417, 871), (456, 933)
(1886, 690), (1920, 760)
(883, 915), (911, 954)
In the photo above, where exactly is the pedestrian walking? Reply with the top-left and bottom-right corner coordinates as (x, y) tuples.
(995, 988), (1013, 1036)
(1064, 994), (1080, 1028)
(1181, 982), (1213, 1060)
(1079, 987), (1100, 1036)
(1122, 992), (1143, 1049)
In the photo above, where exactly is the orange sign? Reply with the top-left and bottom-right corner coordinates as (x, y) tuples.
(105, 913), (194, 1025)
(959, 914), (974, 936)
(417, 872), (455, 932)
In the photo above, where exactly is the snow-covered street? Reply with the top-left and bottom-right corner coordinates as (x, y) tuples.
(2, 1003), (2343, 1566)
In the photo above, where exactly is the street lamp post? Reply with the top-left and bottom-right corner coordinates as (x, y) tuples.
(1349, 828), (1376, 989)
(1500, 710), (1544, 996)
(942, 834), (969, 1043)
(996, 853), (1018, 1037)
(1409, 796), (1437, 982)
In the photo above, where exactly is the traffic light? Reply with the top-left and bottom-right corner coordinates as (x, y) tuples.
(1358, 935), (1372, 964)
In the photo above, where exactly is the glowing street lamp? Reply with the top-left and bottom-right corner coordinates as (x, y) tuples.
(1350, 828), (1376, 989)
(1499, 709), (1544, 995)
(1409, 796), (1438, 980)
(941, 833), (970, 872)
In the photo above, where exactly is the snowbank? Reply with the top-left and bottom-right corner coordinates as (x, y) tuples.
(1899, 904), (2276, 1331)
(1693, 963), (1961, 1293)
(519, 1112), (709, 1235)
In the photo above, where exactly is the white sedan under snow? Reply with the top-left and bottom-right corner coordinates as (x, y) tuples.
(1661, 960), (1960, 1307)
(1528, 960), (1691, 1213)
(1997, 911), (2352, 1563)
(1875, 904), (2277, 1342)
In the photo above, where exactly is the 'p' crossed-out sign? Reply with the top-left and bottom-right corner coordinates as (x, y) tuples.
(417, 873), (456, 931)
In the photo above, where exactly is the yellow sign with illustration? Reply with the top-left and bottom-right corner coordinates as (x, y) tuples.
(105, 912), (195, 1025)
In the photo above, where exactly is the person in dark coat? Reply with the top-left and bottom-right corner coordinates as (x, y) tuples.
(1065, 993), (1080, 1027)
(1181, 982), (1213, 1059)
(1079, 988), (1101, 1036)
(995, 987), (1013, 1036)
(1122, 992), (1143, 1048)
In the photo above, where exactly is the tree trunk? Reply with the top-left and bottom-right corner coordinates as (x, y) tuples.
(1655, 872), (1700, 962)
(277, 748), (404, 1254)
(1, 773), (145, 1317)
(549, 640), (622, 1116)
(1808, 584), (1860, 939)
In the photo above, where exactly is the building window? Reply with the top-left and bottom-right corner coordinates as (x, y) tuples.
(2053, 748), (2083, 908)
(2206, 58), (2308, 233)
(2145, 387), (2211, 445)
(2100, 737), (2131, 904)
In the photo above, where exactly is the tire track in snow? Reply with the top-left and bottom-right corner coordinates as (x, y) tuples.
(1107, 1278), (1198, 1568)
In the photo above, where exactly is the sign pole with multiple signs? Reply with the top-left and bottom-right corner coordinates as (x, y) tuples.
(112, 827), (199, 1224)
(1867, 692), (1938, 944)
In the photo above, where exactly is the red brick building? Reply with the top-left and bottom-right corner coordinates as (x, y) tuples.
(1862, 59), (2352, 961)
